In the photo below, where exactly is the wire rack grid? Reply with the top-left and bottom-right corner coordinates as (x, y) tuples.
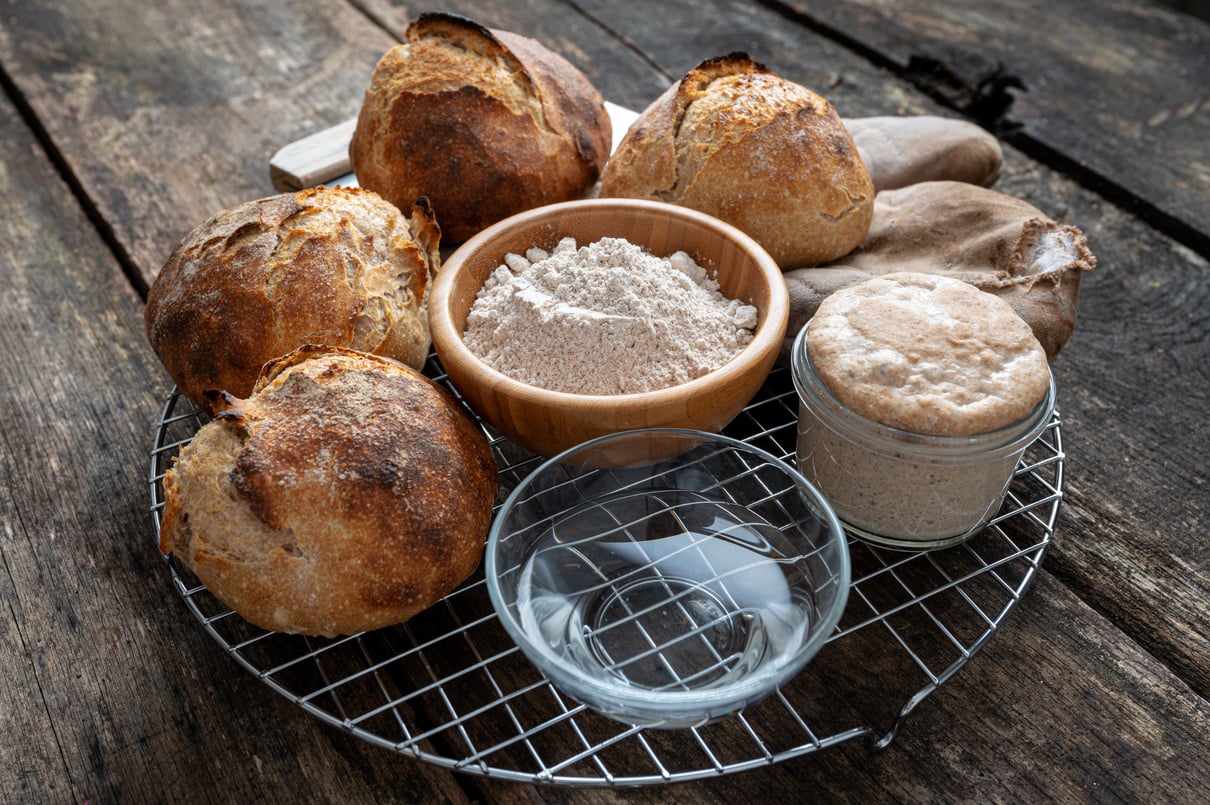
(148, 357), (1064, 787)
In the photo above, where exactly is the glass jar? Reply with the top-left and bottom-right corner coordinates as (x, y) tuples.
(790, 324), (1056, 550)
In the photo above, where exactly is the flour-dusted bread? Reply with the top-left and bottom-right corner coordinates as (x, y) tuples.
(158, 346), (499, 637)
(349, 12), (612, 244)
(145, 186), (440, 414)
(599, 53), (874, 268)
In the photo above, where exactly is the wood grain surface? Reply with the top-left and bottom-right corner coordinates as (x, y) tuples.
(766, 0), (1210, 255)
(0, 85), (472, 803)
(0, 0), (1206, 801)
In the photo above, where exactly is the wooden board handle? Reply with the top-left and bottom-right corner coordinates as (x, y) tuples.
(268, 102), (640, 192)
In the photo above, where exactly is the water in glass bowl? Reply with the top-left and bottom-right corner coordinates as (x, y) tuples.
(513, 489), (819, 693)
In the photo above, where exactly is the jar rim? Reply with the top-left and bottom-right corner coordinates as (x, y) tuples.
(790, 323), (1056, 461)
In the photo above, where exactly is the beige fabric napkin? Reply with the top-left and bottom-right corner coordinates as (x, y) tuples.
(847, 115), (1003, 191)
(784, 116), (1095, 361)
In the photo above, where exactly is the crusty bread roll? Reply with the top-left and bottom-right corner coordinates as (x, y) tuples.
(349, 12), (612, 244)
(159, 346), (498, 637)
(145, 185), (439, 414)
(599, 53), (874, 267)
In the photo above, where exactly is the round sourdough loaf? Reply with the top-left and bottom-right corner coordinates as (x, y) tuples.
(144, 186), (440, 414)
(599, 53), (874, 268)
(349, 12), (612, 243)
(158, 347), (498, 637)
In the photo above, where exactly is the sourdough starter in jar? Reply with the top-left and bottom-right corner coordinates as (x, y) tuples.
(790, 272), (1055, 549)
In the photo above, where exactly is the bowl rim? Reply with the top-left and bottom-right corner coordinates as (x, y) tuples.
(429, 198), (790, 405)
(483, 426), (851, 722)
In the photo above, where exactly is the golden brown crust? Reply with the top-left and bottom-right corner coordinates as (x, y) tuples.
(159, 346), (498, 637)
(599, 53), (874, 267)
(144, 186), (439, 414)
(348, 12), (611, 244)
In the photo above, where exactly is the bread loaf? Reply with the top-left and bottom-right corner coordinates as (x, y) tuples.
(599, 53), (874, 267)
(158, 346), (498, 637)
(349, 12), (612, 243)
(144, 186), (439, 414)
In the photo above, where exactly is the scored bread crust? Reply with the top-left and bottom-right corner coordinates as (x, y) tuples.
(144, 186), (440, 415)
(599, 53), (874, 267)
(159, 346), (499, 637)
(349, 12), (612, 243)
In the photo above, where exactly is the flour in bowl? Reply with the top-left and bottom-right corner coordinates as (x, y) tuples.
(462, 237), (759, 394)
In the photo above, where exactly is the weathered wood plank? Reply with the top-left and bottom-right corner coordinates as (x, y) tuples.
(572, 0), (1210, 701)
(0, 0), (404, 291)
(993, 147), (1210, 699)
(835, 572), (1210, 802)
(463, 573), (1210, 802)
(0, 59), (474, 805)
(763, 0), (1210, 254)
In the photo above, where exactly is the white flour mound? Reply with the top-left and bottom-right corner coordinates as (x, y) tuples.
(463, 237), (759, 394)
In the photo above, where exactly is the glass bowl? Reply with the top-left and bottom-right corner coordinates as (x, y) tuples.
(485, 428), (850, 729)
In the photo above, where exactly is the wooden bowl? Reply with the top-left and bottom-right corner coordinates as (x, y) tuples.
(429, 199), (789, 458)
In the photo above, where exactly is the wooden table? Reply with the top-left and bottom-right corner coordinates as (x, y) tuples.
(2, 0), (1207, 801)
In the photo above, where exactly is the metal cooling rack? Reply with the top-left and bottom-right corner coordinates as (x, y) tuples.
(148, 357), (1064, 787)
